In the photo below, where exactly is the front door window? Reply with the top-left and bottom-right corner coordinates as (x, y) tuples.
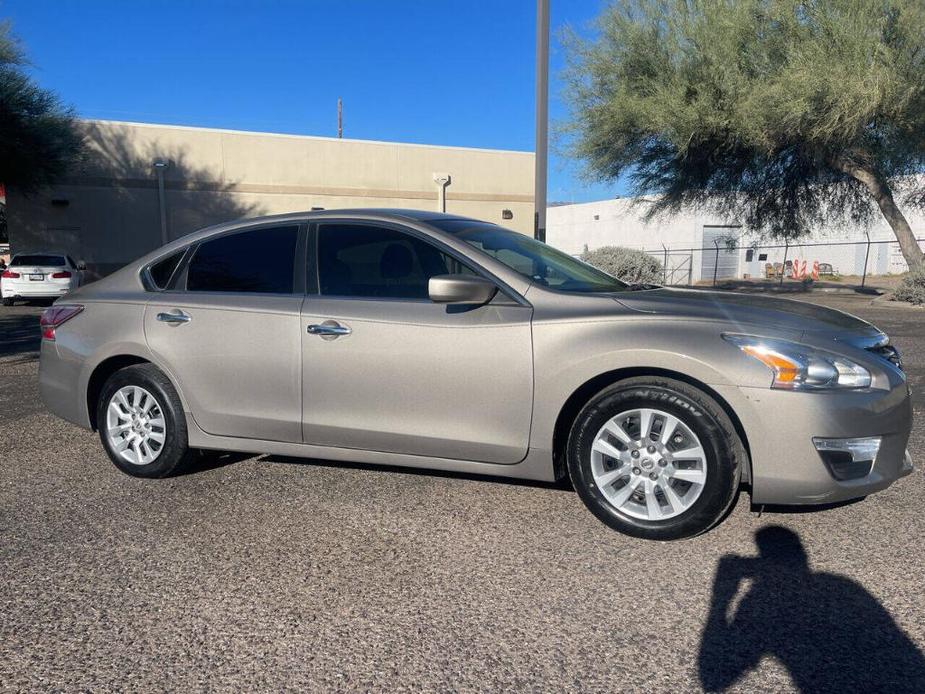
(317, 223), (474, 300)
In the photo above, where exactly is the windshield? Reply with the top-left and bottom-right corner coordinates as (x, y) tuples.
(432, 220), (629, 293)
(11, 254), (66, 267)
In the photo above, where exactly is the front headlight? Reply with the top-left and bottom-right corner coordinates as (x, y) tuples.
(723, 334), (871, 390)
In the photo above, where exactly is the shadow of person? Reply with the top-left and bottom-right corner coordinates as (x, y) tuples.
(699, 526), (925, 693)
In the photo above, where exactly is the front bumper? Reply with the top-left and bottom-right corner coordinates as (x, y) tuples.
(714, 382), (914, 505)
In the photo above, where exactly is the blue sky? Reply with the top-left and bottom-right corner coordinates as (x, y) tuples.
(1, 0), (625, 203)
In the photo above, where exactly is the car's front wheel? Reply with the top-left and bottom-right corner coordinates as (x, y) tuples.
(97, 363), (194, 478)
(567, 376), (743, 540)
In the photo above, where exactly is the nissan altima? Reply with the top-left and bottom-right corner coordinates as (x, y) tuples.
(38, 210), (914, 539)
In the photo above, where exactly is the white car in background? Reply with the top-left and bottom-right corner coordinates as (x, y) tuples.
(1, 253), (85, 305)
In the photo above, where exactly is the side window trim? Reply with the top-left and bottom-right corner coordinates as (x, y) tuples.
(163, 245), (194, 293)
(306, 223), (320, 295)
(311, 219), (526, 305)
(164, 245), (196, 291)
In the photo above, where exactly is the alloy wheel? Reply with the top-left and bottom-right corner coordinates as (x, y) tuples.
(590, 407), (707, 520)
(105, 385), (167, 465)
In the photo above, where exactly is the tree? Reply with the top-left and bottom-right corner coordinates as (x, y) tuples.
(563, 0), (925, 270)
(0, 20), (83, 194)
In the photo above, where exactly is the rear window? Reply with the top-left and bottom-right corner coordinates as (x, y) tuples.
(11, 255), (66, 267)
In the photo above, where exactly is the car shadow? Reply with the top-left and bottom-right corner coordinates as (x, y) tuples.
(0, 311), (42, 358)
(177, 450), (256, 476)
(698, 526), (925, 692)
(259, 454), (574, 491)
(750, 496), (866, 514)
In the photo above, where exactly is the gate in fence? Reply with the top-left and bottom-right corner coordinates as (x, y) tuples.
(648, 249), (694, 286)
(665, 252), (693, 285)
(701, 226), (741, 283)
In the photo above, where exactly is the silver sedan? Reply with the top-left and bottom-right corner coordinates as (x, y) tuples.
(38, 210), (914, 539)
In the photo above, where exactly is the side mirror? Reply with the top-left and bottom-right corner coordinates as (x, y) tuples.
(77, 261), (87, 271)
(428, 274), (497, 305)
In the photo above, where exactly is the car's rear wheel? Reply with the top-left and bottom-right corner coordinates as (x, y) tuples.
(1, 297), (13, 306)
(567, 376), (742, 541)
(97, 363), (193, 478)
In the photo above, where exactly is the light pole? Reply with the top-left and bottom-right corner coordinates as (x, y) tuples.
(153, 159), (170, 247)
(534, 0), (549, 242)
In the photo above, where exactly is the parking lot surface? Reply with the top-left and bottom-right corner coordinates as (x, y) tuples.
(1, 295), (923, 692)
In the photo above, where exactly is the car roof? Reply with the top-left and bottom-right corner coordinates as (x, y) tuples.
(197, 208), (483, 231)
(169, 208), (494, 249)
(132, 209), (503, 273)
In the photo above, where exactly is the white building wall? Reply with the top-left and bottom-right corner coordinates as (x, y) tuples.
(547, 197), (925, 282)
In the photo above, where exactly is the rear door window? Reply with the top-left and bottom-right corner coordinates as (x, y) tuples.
(186, 226), (299, 293)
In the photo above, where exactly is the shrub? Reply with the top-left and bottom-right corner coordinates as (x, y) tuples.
(580, 245), (663, 284)
(891, 266), (925, 306)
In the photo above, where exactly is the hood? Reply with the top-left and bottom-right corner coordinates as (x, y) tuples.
(613, 288), (882, 342)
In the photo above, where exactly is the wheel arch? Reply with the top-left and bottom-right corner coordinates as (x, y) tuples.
(552, 367), (752, 484)
(86, 355), (152, 431)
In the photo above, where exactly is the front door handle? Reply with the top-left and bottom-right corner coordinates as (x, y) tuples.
(157, 310), (191, 325)
(307, 321), (351, 338)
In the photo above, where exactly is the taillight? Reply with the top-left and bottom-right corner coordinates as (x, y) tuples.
(39, 305), (84, 341)
(2, 270), (20, 279)
(51, 271), (72, 279)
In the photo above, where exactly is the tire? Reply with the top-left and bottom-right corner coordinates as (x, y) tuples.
(567, 376), (743, 541)
(96, 363), (194, 478)
(1, 298), (13, 306)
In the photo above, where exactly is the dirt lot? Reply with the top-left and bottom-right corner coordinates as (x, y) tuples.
(1, 294), (923, 692)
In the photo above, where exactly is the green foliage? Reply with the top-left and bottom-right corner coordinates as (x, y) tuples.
(562, 0), (925, 239)
(892, 267), (925, 305)
(580, 245), (663, 283)
(0, 20), (83, 193)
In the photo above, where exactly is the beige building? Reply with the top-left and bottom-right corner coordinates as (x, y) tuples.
(8, 120), (534, 277)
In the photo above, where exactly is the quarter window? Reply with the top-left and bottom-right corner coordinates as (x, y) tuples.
(187, 226), (299, 293)
(317, 224), (475, 299)
(148, 250), (184, 289)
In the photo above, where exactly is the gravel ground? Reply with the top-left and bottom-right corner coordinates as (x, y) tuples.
(1, 295), (923, 692)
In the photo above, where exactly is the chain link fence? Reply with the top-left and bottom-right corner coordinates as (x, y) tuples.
(639, 236), (925, 287)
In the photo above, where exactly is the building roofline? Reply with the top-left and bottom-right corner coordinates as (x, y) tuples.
(179, 208), (480, 237)
(81, 119), (535, 157)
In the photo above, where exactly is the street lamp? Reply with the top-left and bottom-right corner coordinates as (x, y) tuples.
(153, 159), (169, 247)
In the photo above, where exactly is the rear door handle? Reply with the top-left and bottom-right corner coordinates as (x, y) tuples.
(307, 321), (351, 337)
(157, 310), (191, 324)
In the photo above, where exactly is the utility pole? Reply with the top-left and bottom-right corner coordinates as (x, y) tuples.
(534, 0), (549, 242)
(337, 98), (343, 138)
